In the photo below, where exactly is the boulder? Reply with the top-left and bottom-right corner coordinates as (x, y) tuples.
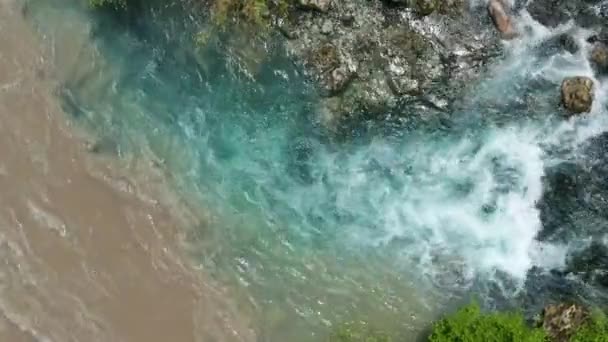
(321, 66), (355, 95)
(559, 34), (579, 54)
(415, 0), (438, 16)
(542, 303), (588, 342)
(561, 76), (594, 114)
(590, 43), (608, 75)
(526, 0), (574, 28)
(298, 0), (331, 12)
(535, 33), (579, 58)
(526, 0), (604, 28)
(437, 0), (465, 15)
(566, 241), (608, 287)
(308, 43), (339, 73)
(285, 0), (493, 131)
(307, 43), (355, 95)
(487, 0), (517, 39)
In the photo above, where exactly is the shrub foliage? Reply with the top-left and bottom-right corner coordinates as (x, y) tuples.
(428, 303), (546, 342)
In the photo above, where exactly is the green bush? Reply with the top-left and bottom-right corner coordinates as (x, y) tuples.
(570, 310), (608, 342)
(88, 0), (127, 9)
(428, 303), (546, 342)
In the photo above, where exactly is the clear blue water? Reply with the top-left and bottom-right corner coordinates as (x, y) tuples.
(25, 0), (608, 339)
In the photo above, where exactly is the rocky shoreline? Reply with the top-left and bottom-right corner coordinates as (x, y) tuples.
(88, 0), (608, 125)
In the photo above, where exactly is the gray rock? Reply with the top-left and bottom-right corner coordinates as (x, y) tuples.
(590, 43), (608, 74)
(526, 0), (575, 27)
(298, 0), (331, 12)
(318, 66), (354, 95)
(284, 0), (492, 129)
(307, 43), (339, 73)
(526, 0), (604, 28)
(321, 19), (333, 35)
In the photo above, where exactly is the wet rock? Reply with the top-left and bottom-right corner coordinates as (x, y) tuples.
(559, 34), (579, 54)
(542, 303), (588, 342)
(285, 0), (493, 129)
(384, 28), (443, 96)
(590, 43), (608, 75)
(298, 0), (331, 12)
(537, 132), (608, 243)
(306, 43), (355, 95)
(561, 76), (594, 114)
(320, 66), (355, 95)
(526, 0), (574, 28)
(415, 0), (438, 16)
(566, 241), (608, 287)
(308, 43), (339, 73)
(437, 0), (465, 15)
(526, 0), (604, 28)
(488, 0), (517, 39)
(535, 33), (579, 58)
(320, 19), (333, 35)
(277, 24), (297, 40)
(340, 14), (355, 26)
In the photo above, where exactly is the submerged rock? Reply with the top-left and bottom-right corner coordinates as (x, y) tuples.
(526, 0), (605, 28)
(566, 241), (608, 288)
(561, 76), (594, 114)
(559, 34), (579, 54)
(542, 303), (588, 342)
(526, 0), (573, 28)
(537, 132), (608, 243)
(535, 33), (580, 58)
(590, 43), (608, 75)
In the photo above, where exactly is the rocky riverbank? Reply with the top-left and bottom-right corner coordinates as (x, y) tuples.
(87, 0), (608, 127)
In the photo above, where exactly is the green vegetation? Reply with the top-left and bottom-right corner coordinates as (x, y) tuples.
(570, 310), (608, 342)
(428, 303), (546, 342)
(328, 321), (393, 342)
(427, 303), (608, 342)
(88, 0), (127, 9)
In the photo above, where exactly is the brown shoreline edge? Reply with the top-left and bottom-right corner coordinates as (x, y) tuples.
(0, 1), (254, 341)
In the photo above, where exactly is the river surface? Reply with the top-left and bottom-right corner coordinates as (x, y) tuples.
(4, 0), (608, 340)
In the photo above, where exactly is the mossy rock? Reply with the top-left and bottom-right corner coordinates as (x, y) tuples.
(309, 43), (340, 72)
(414, 0), (438, 16)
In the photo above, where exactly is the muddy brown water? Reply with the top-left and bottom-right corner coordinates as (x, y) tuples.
(0, 1), (254, 341)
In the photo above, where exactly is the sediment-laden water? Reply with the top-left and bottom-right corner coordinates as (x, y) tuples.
(8, 0), (608, 340)
(0, 1), (253, 341)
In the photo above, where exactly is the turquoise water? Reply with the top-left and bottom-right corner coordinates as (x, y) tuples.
(25, 0), (608, 340)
